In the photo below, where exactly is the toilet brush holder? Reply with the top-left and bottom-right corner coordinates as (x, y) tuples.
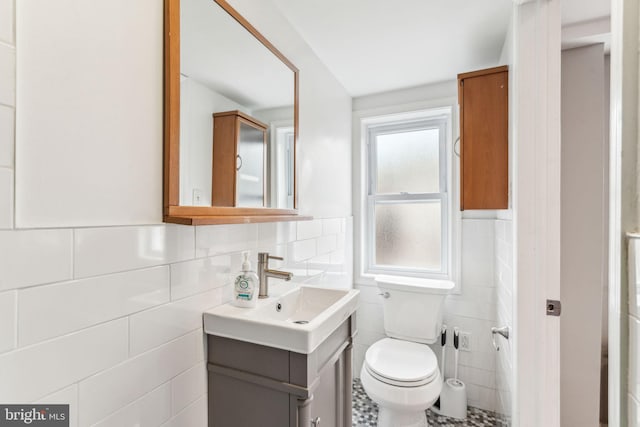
(436, 378), (467, 420)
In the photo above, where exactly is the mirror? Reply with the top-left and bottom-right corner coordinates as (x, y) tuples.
(164, 0), (300, 224)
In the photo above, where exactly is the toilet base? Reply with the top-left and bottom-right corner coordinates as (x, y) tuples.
(378, 407), (428, 427)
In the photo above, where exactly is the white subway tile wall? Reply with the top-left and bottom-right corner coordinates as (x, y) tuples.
(630, 237), (640, 424)
(159, 395), (208, 427)
(128, 288), (222, 356)
(0, 166), (12, 228)
(0, 105), (14, 168)
(494, 219), (514, 421)
(631, 393), (640, 427)
(0, 229), (73, 291)
(296, 219), (323, 240)
(0, 319), (129, 403)
(19, 266), (171, 346)
(0, 219), (351, 426)
(353, 219), (504, 412)
(0, 0), (13, 45)
(0, 42), (15, 107)
(78, 329), (204, 425)
(91, 383), (172, 427)
(74, 225), (196, 278)
(0, 0), (12, 235)
(35, 385), (79, 427)
(170, 362), (207, 415)
(0, 290), (16, 353)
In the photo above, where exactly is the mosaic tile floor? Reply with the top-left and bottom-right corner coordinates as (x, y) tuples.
(352, 378), (505, 427)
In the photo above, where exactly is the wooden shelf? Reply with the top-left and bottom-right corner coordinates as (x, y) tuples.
(164, 214), (312, 226)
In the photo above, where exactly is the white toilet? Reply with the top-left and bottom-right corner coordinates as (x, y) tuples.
(360, 275), (454, 427)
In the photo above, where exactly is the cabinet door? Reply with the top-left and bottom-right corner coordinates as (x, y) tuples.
(459, 67), (508, 210)
(308, 352), (346, 427)
(236, 120), (266, 207)
(209, 372), (290, 427)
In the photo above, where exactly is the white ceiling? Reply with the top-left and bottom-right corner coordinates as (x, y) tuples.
(274, 0), (513, 97)
(272, 0), (612, 97)
(562, 0), (610, 26)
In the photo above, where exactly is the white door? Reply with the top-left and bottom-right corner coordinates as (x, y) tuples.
(511, 1), (562, 426)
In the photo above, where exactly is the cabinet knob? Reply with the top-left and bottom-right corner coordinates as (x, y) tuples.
(311, 416), (321, 426)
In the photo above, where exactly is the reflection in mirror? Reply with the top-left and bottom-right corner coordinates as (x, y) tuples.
(179, 0), (295, 208)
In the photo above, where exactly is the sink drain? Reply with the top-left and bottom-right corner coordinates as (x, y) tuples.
(293, 320), (309, 324)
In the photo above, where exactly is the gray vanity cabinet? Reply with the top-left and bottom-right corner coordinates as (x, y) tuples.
(207, 316), (356, 427)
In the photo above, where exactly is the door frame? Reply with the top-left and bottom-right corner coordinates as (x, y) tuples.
(608, 0), (637, 424)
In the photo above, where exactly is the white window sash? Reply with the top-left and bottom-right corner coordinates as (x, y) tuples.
(365, 117), (449, 278)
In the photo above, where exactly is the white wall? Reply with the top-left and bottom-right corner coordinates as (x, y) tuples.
(228, 0), (353, 220)
(560, 43), (607, 427)
(179, 78), (248, 206)
(0, 1), (353, 427)
(15, 0), (164, 228)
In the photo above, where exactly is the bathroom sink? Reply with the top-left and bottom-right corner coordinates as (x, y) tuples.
(203, 283), (359, 354)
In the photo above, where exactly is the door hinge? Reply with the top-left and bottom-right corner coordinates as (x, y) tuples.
(546, 299), (561, 316)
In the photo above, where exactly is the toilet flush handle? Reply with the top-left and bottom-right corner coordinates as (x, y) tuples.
(378, 291), (390, 298)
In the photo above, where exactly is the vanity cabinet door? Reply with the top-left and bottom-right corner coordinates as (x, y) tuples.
(307, 350), (350, 427)
(209, 372), (290, 427)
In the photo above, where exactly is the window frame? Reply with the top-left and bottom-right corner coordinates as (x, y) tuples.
(366, 118), (449, 277)
(359, 107), (457, 282)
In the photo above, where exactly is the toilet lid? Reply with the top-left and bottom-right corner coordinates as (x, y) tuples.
(365, 338), (438, 384)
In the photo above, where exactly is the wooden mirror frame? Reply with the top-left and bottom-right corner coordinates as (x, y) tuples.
(163, 0), (307, 225)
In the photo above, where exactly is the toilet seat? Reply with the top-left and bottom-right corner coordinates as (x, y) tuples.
(364, 338), (438, 387)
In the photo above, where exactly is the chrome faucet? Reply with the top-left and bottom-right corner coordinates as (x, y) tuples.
(257, 252), (293, 298)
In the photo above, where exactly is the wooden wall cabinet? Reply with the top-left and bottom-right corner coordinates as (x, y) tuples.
(458, 66), (509, 210)
(212, 110), (267, 208)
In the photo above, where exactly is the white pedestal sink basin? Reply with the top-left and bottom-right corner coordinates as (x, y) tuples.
(203, 282), (359, 354)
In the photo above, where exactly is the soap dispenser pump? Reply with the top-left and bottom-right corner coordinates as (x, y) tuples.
(233, 252), (259, 308)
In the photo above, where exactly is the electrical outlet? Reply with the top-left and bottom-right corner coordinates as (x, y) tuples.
(459, 332), (472, 352)
(192, 188), (203, 205)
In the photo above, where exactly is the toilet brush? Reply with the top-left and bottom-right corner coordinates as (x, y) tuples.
(453, 327), (460, 384)
(440, 324), (447, 377)
(432, 325), (447, 411)
(435, 327), (467, 419)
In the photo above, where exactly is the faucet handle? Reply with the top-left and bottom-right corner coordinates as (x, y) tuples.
(258, 252), (283, 263)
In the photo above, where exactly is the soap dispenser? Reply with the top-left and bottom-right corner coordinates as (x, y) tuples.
(233, 252), (259, 308)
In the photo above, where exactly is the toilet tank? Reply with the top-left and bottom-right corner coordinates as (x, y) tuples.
(375, 275), (454, 344)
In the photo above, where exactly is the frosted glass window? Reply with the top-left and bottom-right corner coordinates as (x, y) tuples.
(364, 112), (451, 277)
(375, 202), (442, 270)
(376, 129), (440, 194)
